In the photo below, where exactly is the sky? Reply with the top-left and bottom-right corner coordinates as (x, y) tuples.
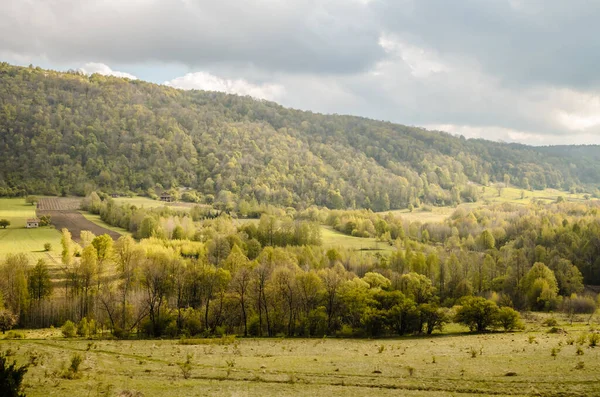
(2, 0), (600, 146)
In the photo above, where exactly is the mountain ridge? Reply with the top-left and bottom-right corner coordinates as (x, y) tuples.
(1, 62), (599, 209)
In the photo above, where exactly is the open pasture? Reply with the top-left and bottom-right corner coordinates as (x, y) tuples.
(80, 212), (133, 237)
(383, 187), (595, 224)
(3, 316), (600, 397)
(321, 226), (394, 253)
(0, 198), (62, 263)
(111, 196), (198, 211)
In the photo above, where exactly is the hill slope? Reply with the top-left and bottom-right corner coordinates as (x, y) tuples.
(1, 62), (599, 210)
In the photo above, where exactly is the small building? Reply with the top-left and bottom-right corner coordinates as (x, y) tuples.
(160, 193), (174, 202)
(26, 218), (39, 228)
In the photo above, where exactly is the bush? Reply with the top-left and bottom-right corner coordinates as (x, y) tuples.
(0, 310), (18, 334)
(43, 242), (52, 251)
(77, 318), (90, 338)
(454, 297), (499, 332)
(495, 307), (523, 331)
(178, 353), (193, 379)
(62, 353), (84, 379)
(0, 352), (28, 397)
(61, 320), (77, 338)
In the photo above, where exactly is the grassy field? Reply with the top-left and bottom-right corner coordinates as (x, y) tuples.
(79, 212), (132, 237)
(112, 196), (167, 208)
(112, 196), (197, 211)
(383, 187), (596, 224)
(0, 198), (62, 264)
(3, 314), (600, 396)
(321, 226), (394, 252)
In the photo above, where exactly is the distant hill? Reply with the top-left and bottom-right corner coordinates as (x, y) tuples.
(0, 62), (599, 210)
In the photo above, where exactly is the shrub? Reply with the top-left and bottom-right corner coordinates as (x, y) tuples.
(61, 320), (77, 338)
(454, 297), (499, 332)
(589, 333), (600, 347)
(495, 307), (523, 331)
(43, 242), (52, 251)
(178, 353), (193, 379)
(5, 332), (24, 340)
(0, 310), (18, 334)
(77, 318), (90, 338)
(0, 352), (28, 397)
(542, 317), (558, 327)
(62, 353), (84, 379)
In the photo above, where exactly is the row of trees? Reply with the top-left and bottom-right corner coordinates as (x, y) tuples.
(2, 231), (525, 338)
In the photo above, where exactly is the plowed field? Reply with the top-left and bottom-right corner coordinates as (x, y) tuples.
(37, 198), (121, 241)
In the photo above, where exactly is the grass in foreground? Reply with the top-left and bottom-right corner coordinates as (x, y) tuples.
(2, 314), (599, 397)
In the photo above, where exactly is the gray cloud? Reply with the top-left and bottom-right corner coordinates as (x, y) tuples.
(0, 0), (383, 74)
(375, 0), (600, 89)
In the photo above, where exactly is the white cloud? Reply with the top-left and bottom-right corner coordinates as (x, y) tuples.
(423, 123), (598, 146)
(549, 89), (600, 132)
(378, 34), (449, 78)
(79, 62), (137, 79)
(164, 72), (285, 101)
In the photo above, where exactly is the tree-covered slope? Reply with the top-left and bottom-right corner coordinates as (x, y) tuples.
(1, 62), (599, 209)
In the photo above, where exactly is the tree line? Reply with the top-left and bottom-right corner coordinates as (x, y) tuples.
(0, 199), (599, 338)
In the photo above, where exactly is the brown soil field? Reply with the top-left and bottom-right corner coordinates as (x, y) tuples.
(37, 210), (122, 242)
(37, 197), (82, 211)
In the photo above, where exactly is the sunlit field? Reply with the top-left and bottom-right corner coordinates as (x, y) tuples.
(3, 313), (599, 397)
(0, 198), (62, 264)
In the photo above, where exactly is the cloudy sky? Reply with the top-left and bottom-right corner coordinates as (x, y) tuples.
(2, 0), (600, 145)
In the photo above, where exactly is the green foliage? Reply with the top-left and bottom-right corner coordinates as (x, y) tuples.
(28, 259), (52, 301)
(0, 310), (17, 333)
(61, 353), (84, 379)
(0, 352), (28, 397)
(61, 320), (77, 338)
(454, 297), (499, 332)
(521, 263), (559, 311)
(495, 307), (523, 331)
(0, 219), (10, 229)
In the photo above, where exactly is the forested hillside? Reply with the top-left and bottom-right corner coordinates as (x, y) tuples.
(1, 62), (599, 210)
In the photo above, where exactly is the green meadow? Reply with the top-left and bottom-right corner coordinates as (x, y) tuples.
(2, 314), (599, 397)
(79, 212), (132, 237)
(0, 198), (61, 264)
(383, 187), (594, 224)
(321, 226), (394, 252)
